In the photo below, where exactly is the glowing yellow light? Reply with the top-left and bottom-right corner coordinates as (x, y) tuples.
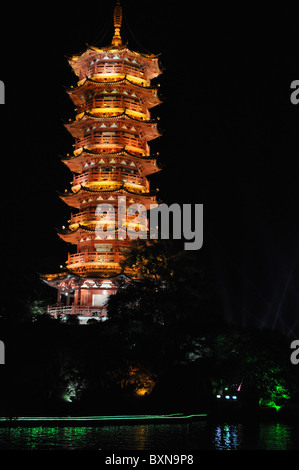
(135, 388), (149, 397)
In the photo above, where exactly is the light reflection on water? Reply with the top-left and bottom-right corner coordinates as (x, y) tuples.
(0, 422), (298, 450)
(211, 422), (297, 450)
(0, 423), (202, 450)
(213, 423), (243, 450)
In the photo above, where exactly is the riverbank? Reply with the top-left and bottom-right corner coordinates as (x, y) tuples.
(0, 412), (207, 427)
(2, 404), (299, 428)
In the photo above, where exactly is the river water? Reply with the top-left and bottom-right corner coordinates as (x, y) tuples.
(0, 421), (298, 450)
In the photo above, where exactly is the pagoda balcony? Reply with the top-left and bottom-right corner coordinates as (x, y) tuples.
(80, 62), (147, 82)
(70, 210), (105, 225)
(84, 97), (150, 118)
(70, 209), (146, 226)
(75, 134), (149, 155)
(47, 304), (107, 319)
(72, 169), (149, 190)
(66, 251), (120, 266)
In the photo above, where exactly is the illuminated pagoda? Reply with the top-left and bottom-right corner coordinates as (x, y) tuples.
(42, 1), (162, 323)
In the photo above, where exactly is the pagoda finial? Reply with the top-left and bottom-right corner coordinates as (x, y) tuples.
(112, 0), (122, 47)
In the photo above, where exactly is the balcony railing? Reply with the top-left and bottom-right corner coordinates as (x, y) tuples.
(67, 251), (120, 265)
(70, 210), (146, 226)
(47, 305), (107, 318)
(79, 62), (146, 81)
(75, 133), (149, 155)
(72, 169), (149, 190)
(84, 97), (149, 117)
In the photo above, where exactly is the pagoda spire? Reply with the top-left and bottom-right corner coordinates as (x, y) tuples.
(111, 0), (123, 47)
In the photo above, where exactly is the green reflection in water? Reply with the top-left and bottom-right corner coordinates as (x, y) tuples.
(1, 422), (296, 450)
(7, 426), (92, 450)
(1, 423), (200, 450)
(259, 423), (291, 450)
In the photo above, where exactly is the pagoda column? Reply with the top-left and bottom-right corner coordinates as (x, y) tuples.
(57, 287), (61, 306)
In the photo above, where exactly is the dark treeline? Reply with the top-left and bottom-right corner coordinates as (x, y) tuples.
(0, 241), (298, 418)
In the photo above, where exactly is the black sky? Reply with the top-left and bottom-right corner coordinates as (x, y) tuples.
(1, 1), (299, 335)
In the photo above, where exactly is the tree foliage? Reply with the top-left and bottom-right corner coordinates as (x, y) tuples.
(107, 239), (213, 330)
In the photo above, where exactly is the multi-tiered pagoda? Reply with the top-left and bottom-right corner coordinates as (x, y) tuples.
(42, 1), (162, 323)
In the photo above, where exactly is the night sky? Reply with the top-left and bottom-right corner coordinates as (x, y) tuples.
(1, 1), (299, 336)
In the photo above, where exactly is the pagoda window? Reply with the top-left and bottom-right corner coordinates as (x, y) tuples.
(95, 244), (112, 252)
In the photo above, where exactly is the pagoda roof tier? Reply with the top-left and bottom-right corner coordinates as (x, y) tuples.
(66, 263), (123, 278)
(41, 270), (133, 286)
(59, 185), (158, 209)
(57, 224), (136, 245)
(41, 271), (70, 285)
(68, 46), (161, 81)
(64, 111), (161, 141)
(67, 76), (161, 109)
(62, 148), (161, 176)
(41, 272), (128, 288)
(58, 220), (149, 243)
